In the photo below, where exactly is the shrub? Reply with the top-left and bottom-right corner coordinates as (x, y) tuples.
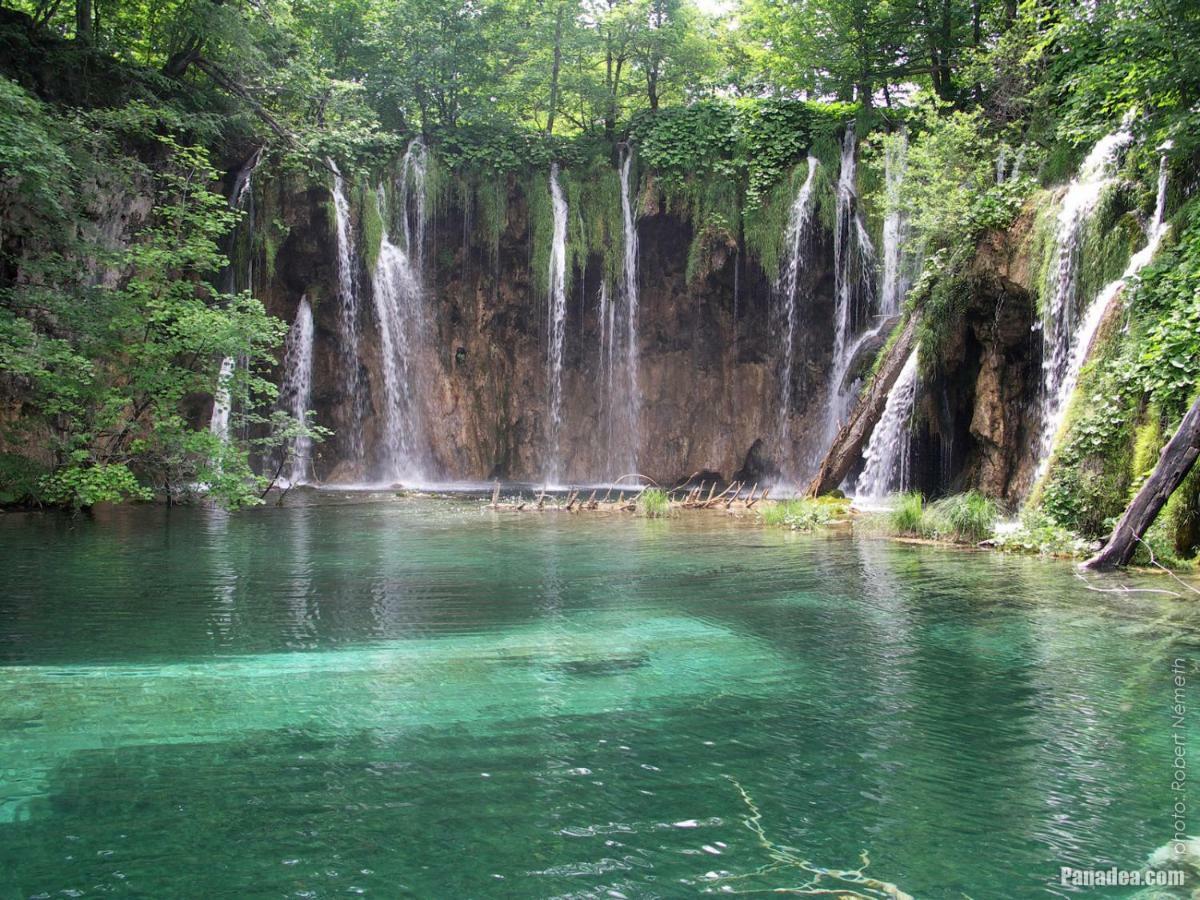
(0, 452), (48, 506)
(759, 497), (849, 531)
(888, 492), (927, 535)
(639, 488), (671, 518)
(928, 491), (998, 543)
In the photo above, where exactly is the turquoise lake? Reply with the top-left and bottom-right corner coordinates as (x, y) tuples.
(0, 498), (1197, 897)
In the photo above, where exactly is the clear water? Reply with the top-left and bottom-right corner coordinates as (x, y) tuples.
(1, 502), (1196, 898)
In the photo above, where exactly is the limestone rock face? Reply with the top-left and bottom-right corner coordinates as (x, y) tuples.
(259, 176), (838, 486)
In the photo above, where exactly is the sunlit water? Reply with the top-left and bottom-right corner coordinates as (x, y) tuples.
(1, 501), (1197, 897)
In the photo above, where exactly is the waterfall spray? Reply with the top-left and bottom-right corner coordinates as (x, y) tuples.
(856, 349), (920, 501)
(819, 128), (878, 460)
(1032, 142), (1172, 484)
(775, 156), (820, 459)
(1030, 122), (1134, 479)
(880, 131), (911, 318)
(614, 146), (640, 476)
(545, 163), (569, 483)
(280, 297), (316, 485)
(209, 356), (235, 444)
(370, 178), (428, 484)
(328, 158), (365, 467)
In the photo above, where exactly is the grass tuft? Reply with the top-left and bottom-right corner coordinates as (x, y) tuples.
(639, 487), (671, 518)
(759, 496), (849, 531)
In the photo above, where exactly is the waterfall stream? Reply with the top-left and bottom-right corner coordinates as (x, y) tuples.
(279, 297), (316, 485)
(370, 193), (427, 483)
(545, 163), (569, 483)
(211, 150), (262, 445)
(1032, 142), (1172, 483)
(880, 131), (911, 318)
(775, 156), (820, 459)
(614, 146), (641, 477)
(209, 356), (235, 444)
(821, 128), (878, 458)
(856, 349), (920, 501)
(364, 138), (430, 484)
(328, 158), (365, 467)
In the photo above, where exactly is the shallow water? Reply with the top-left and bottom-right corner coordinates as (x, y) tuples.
(0, 501), (1197, 897)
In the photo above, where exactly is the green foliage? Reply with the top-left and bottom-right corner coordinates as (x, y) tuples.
(989, 509), (1092, 558)
(0, 78), (293, 510)
(1039, 197), (1200, 541)
(882, 491), (997, 543)
(887, 492), (927, 536)
(758, 497), (849, 531)
(360, 182), (384, 272)
(0, 452), (48, 506)
(928, 492), (999, 544)
(639, 487), (671, 517)
(40, 458), (152, 509)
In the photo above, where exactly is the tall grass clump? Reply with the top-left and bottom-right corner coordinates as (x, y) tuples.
(888, 492), (927, 535)
(639, 487), (671, 518)
(928, 491), (998, 543)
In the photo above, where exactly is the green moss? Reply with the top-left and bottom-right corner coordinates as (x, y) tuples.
(359, 181), (384, 272)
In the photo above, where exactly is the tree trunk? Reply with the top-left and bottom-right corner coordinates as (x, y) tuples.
(74, 0), (91, 41)
(1082, 396), (1200, 570)
(807, 316), (918, 497)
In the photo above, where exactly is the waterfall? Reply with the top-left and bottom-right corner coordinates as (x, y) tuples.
(279, 297), (316, 485)
(819, 127), (878, 458)
(365, 138), (431, 484)
(398, 138), (428, 267)
(210, 150), (262, 444)
(209, 356), (235, 443)
(545, 163), (569, 483)
(856, 349), (920, 501)
(370, 183), (427, 484)
(1033, 143), (1172, 483)
(833, 126), (877, 358)
(612, 146), (640, 477)
(328, 158), (364, 466)
(775, 156), (820, 456)
(880, 131), (911, 317)
(1031, 122), (1135, 476)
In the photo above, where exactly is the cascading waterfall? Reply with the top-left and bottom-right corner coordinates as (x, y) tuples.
(209, 355), (235, 444)
(545, 163), (569, 482)
(328, 158), (365, 467)
(1032, 142), (1172, 483)
(880, 131), (911, 318)
(397, 138), (428, 266)
(828, 132), (916, 455)
(774, 156), (820, 457)
(856, 349), (920, 501)
(370, 182), (428, 483)
(820, 128), (878, 458)
(279, 297), (316, 485)
(210, 149), (262, 444)
(1031, 122), (1134, 476)
(611, 146), (641, 476)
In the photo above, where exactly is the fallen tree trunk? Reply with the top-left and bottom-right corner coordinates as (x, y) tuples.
(807, 316), (918, 497)
(1082, 395), (1200, 571)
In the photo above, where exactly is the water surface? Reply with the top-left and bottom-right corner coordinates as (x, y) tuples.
(0, 500), (1196, 897)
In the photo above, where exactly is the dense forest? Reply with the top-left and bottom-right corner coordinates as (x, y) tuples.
(1, 0), (1199, 566)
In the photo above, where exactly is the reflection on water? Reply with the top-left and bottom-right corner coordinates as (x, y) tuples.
(0, 501), (1197, 897)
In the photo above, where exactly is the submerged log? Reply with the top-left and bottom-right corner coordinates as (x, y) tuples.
(1082, 395), (1200, 571)
(807, 315), (918, 497)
